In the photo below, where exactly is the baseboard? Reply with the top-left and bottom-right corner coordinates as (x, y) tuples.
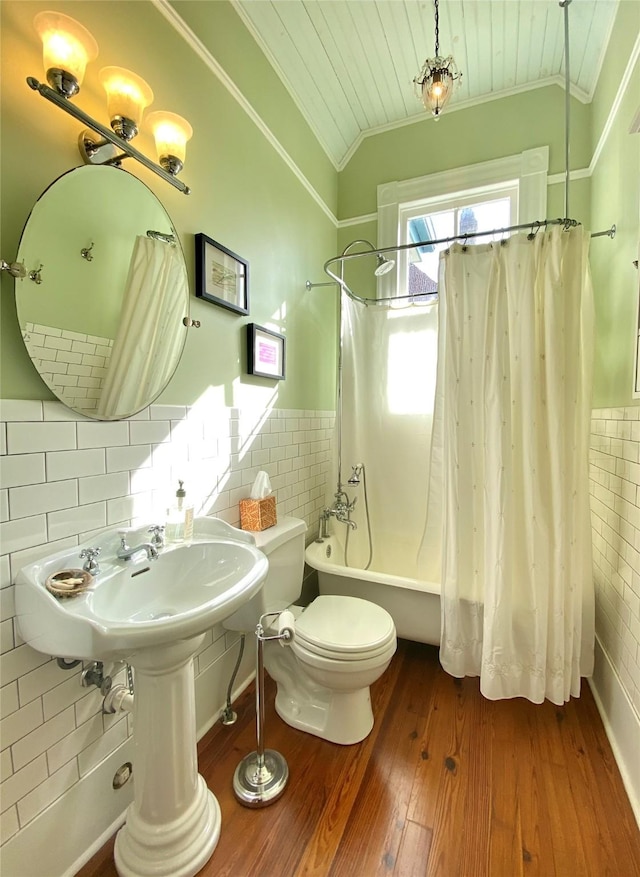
(588, 634), (640, 829)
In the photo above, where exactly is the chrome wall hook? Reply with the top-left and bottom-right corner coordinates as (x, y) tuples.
(80, 242), (94, 261)
(29, 264), (44, 284)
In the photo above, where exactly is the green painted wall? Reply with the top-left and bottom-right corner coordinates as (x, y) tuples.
(1, 0), (637, 414)
(0, 0), (338, 411)
(338, 85), (591, 220)
(590, 0), (640, 408)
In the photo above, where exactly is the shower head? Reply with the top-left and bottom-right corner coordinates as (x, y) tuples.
(348, 463), (364, 484)
(374, 254), (395, 276)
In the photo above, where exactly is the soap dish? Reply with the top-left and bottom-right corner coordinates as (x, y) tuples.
(45, 569), (94, 599)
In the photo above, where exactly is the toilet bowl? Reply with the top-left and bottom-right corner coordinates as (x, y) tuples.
(223, 517), (397, 745)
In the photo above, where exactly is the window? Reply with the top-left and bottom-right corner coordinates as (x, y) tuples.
(375, 147), (549, 302)
(400, 186), (517, 301)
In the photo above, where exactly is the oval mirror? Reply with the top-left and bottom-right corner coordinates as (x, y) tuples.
(15, 165), (189, 420)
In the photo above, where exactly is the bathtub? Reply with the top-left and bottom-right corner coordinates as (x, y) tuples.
(304, 535), (441, 646)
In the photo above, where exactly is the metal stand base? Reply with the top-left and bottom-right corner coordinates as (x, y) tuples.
(233, 613), (291, 808)
(233, 749), (289, 808)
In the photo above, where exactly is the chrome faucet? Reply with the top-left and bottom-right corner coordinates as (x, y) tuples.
(325, 487), (358, 530)
(79, 547), (101, 574)
(117, 531), (159, 562)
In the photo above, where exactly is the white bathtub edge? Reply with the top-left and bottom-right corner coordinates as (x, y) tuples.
(588, 633), (640, 830)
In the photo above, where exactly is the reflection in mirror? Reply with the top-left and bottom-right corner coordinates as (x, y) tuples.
(15, 165), (189, 420)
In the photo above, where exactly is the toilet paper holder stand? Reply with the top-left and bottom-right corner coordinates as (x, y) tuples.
(232, 611), (292, 807)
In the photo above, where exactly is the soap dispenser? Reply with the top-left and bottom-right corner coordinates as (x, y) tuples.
(166, 480), (194, 543)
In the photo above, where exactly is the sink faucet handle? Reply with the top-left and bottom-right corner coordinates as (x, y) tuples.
(148, 525), (165, 548)
(79, 547), (101, 574)
(117, 528), (133, 550)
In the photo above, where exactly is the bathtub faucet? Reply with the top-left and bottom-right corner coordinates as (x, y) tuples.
(323, 488), (358, 531)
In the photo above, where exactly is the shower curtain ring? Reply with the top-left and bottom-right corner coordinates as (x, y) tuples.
(528, 221), (542, 242)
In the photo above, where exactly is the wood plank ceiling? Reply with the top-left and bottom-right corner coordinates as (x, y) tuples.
(233, 0), (619, 168)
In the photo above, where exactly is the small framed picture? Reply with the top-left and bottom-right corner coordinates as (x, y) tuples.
(195, 233), (249, 315)
(247, 323), (286, 380)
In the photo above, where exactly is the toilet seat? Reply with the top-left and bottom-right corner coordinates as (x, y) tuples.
(293, 595), (396, 662)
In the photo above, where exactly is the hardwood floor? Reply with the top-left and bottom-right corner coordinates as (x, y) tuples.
(78, 640), (640, 877)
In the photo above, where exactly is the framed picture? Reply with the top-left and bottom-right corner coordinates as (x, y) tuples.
(195, 233), (249, 315)
(247, 323), (286, 380)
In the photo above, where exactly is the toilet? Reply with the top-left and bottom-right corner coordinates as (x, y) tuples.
(223, 516), (397, 745)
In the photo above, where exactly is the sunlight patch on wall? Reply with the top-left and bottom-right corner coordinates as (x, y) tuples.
(387, 326), (438, 416)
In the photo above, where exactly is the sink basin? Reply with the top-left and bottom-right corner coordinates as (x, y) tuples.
(15, 517), (268, 661)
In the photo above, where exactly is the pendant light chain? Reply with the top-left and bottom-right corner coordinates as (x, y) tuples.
(434, 0), (440, 56)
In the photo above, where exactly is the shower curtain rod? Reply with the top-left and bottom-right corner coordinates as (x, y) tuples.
(317, 219), (616, 305)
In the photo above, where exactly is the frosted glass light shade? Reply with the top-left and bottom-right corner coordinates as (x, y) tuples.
(99, 66), (154, 140)
(147, 112), (193, 175)
(414, 55), (460, 120)
(34, 11), (98, 97)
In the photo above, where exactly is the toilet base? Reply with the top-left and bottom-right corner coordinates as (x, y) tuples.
(274, 682), (374, 745)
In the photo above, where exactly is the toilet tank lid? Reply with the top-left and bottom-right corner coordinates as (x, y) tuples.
(252, 516), (307, 555)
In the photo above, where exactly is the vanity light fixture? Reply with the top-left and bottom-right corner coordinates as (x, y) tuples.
(27, 11), (191, 194)
(33, 11), (98, 98)
(413, 0), (461, 120)
(147, 112), (193, 176)
(99, 67), (154, 141)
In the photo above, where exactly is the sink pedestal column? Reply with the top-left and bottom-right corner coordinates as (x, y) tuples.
(114, 636), (221, 877)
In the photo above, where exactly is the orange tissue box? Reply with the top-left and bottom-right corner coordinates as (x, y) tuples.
(239, 496), (277, 531)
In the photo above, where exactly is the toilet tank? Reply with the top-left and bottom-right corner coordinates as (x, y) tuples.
(222, 516), (307, 631)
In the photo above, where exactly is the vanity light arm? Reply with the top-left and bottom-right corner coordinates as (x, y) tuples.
(26, 77), (191, 196)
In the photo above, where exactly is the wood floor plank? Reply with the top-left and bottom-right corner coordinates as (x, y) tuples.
(393, 820), (432, 877)
(423, 675), (485, 877)
(502, 698), (553, 877)
(487, 697), (526, 877)
(294, 648), (404, 876)
(532, 701), (591, 876)
(327, 642), (439, 876)
(76, 641), (640, 877)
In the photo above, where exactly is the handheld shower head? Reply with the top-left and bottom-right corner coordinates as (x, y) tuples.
(348, 463), (364, 484)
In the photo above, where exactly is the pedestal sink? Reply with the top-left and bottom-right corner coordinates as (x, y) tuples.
(15, 517), (268, 877)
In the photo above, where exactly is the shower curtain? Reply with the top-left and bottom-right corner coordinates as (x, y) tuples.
(340, 293), (438, 575)
(421, 225), (595, 704)
(97, 236), (187, 418)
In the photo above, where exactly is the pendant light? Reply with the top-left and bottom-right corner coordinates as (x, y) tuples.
(413, 0), (461, 120)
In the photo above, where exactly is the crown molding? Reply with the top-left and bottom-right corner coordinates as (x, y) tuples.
(590, 32), (640, 173)
(151, 0), (338, 227)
